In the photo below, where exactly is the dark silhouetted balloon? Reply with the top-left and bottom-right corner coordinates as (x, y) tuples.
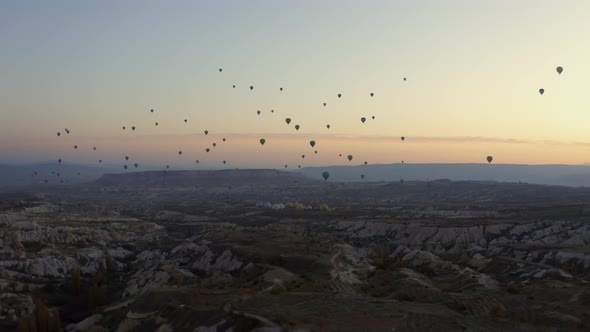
(401, 136), (405, 141)
(223, 138), (226, 142)
(131, 126), (136, 131)
(372, 116), (375, 120)
(298, 165), (301, 168)
(206, 148), (210, 152)
(487, 156), (493, 163)
(74, 145), (77, 149)
(403, 77), (407, 81)
(364, 161), (367, 165)
(57, 132), (61, 137)
(361, 174), (365, 179)
(155, 122), (158, 126)
(223, 160), (226, 164)
(556, 66), (563, 75)
(58, 159), (62, 164)
(134, 163), (138, 168)
(125, 156), (129, 161)
(219, 68), (222, 72)
(280, 87), (283, 91)
(339, 154), (342, 157)
(99, 160), (102, 163)
(250, 85), (254, 91)
(314, 150), (318, 154)
(285, 118), (291, 124)
(196, 160), (199, 164)
(122, 127), (126, 130)
(285, 165), (288, 168)
(295, 125), (300, 131)
(337, 93), (342, 98)
(361, 117), (366, 123)
(124, 165), (128, 170)
(326, 124), (330, 129)
(166, 165), (170, 169)
(93, 147), (96, 151)
(150, 109), (154, 113)
(323, 103), (327, 107)
(310, 140), (316, 148)
(212, 143), (216, 147)
(233, 85), (236, 88)
(539, 88), (544, 95)
(184, 119), (188, 123)
(322, 171), (330, 181)
(178, 151), (182, 155)
(257, 110), (261, 115)
(301, 154), (305, 159)
(347, 155), (353, 161)
(370, 92), (374, 97)
(259, 138), (266, 145)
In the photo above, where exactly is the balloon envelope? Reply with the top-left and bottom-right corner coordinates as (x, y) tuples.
(259, 138), (266, 145)
(487, 156), (493, 163)
(347, 155), (353, 161)
(539, 89), (544, 95)
(285, 118), (291, 124)
(310, 140), (316, 148)
(322, 171), (330, 181)
(556, 66), (563, 75)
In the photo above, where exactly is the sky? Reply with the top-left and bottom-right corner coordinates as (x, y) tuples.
(1, 0), (590, 168)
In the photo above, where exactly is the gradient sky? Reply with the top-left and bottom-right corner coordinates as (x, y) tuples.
(2, 1), (590, 168)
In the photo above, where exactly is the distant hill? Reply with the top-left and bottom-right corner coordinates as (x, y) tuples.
(299, 163), (590, 187)
(94, 169), (317, 188)
(0, 163), (120, 191)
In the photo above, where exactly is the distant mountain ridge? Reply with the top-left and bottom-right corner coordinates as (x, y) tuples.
(299, 163), (590, 187)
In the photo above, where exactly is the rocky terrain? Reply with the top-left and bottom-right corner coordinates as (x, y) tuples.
(1, 170), (590, 331)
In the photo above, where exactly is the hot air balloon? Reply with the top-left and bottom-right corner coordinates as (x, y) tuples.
(310, 140), (316, 148)
(212, 143), (217, 147)
(280, 87), (283, 91)
(295, 125), (300, 131)
(223, 160), (226, 164)
(301, 154), (305, 159)
(257, 110), (261, 115)
(206, 148), (210, 152)
(219, 68), (223, 72)
(155, 122), (158, 126)
(178, 151), (182, 155)
(58, 159), (62, 164)
(259, 138), (266, 145)
(298, 165), (301, 168)
(486, 156), (493, 163)
(372, 116), (375, 120)
(122, 126), (126, 130)
(361, 174), (365, 180)
(271, 110), (274, 113)
(339, 154), (342, 157)
(166, 165), (170, 169)
(57, 132), (61, 137)
(337, 93), (342, 98)
(539, 88), (545, 95)
(233, 85), (236, 88)
(93, 147), (96, 151)
(223, 138), (226, 142)
(314, 151), (318, 154)
(99, 160), (102, 163)
(184, 119), (188, 123)
(370, 92), (374, 97)
(284, 165), (288, 168)
(323, 103), (327, 107)
(361, 117), (366, 123)
(124, 165), (128, 170)
(196, 160), (199, 164)
(556, 66), (563, 75)
(364, 161), (367, 165)
(347, 155), (353, 161)
(401, 136), (405, 141)
(285, 118), (292, 124)
(131, 126), (136, 131)
(250, 85), (254, 91)
(322, 171), (330, 181)
(403, 77), (407, 81)
(150, 109), (154, 113)
(74, 145), (78, 149)
(326, 124), (330, 129)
